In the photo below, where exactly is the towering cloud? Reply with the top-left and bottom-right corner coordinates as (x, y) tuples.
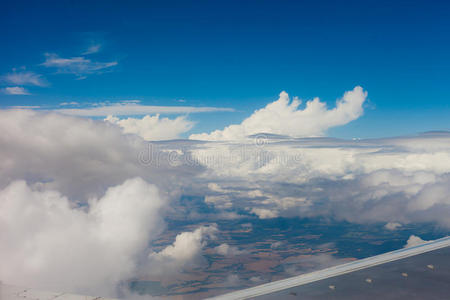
(147, 225), (218, 280)
(190, 86), (367, 141)
(0, 178), (165, 297)
(0, 109), (201, 296)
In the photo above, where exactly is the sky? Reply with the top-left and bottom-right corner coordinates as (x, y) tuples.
(1, 0), (450, 138)
(2, 1), (450, 298)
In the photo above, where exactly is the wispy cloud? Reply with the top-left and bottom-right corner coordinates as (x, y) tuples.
(2, 71), (48, 87)
(42, 53), (117, 78)
(2, 86), (30, 95)
(8, 100), (234, 116)
(53, 103), (234, 116)
(82, 44), (101, 55)
(59, 101), (79, 106)
(9, 105), (41, 109)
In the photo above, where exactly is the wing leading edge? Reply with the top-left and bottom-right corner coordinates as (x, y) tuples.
(207, 236), (450, 300)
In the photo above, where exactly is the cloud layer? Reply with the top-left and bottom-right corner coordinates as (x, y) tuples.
(1, 88), (450, 298)
(187, 131), (450, 227)
(55, 103), (234, 117)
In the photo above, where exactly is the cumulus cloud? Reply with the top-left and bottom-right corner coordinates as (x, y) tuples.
(0, 109), (199, 201)
(0, 108), (213, 296)
(42, 53), (117, 78)
(205, 195), (233, 209)
(250, 208), (279, 219)
(3, 88), (450, 298)
(270, 241), (283, 249)
(282, 253), (346, 276)
(0, 178), (165, 297)
(404, 235), (428, 248)
(2, 86), (30, 95)
(385, 222), (402, 230)
(223, 274), (241, 287)
(104, 114), (194, 140)
(148, 225), (218, 278)
(214, 243), (247, 256)
(190, 86), (367, 140)
(249, 276), (263, 283)
(2, 71), (47, 86)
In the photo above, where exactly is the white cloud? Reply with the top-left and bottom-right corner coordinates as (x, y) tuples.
(147, 225), (218, 279)
(186, 131), (450, 226)
(205, 195), (233, 209)
(0, 178), (165, 297)
(105, 114), (194, 140)
(385, 222), (402, 230)
(82, 44), (102, 55)
(9, 105), (41, 109)
(404, 235), (428, 248)
(149, 225), (217, 262)
(249, 276), (263, 283)
(0, 108), (213, 295)
(59, 101), (80, 106)
(42, 53), (117, 78)
(2, 71), (47, 87)
(2, 86), (30, 95)
(224, 274), (240, 287)
(250, 208), (278, 219)
(214, 243), (247, 256)
(54, 103), (234, 117)
(190, 86), (367, 141)
(282, 253), (345, 276)
(3, 88), (450, 297)
(271, 241), (283, 249)
(0, 109), (197, 200)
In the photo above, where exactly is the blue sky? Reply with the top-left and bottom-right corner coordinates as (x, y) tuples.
(1, 0), (449, 138)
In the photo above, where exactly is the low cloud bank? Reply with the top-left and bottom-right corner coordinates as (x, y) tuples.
(188, 131), (450, 227)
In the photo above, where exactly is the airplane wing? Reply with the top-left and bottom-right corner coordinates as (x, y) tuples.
(207, 236), (450, 300)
